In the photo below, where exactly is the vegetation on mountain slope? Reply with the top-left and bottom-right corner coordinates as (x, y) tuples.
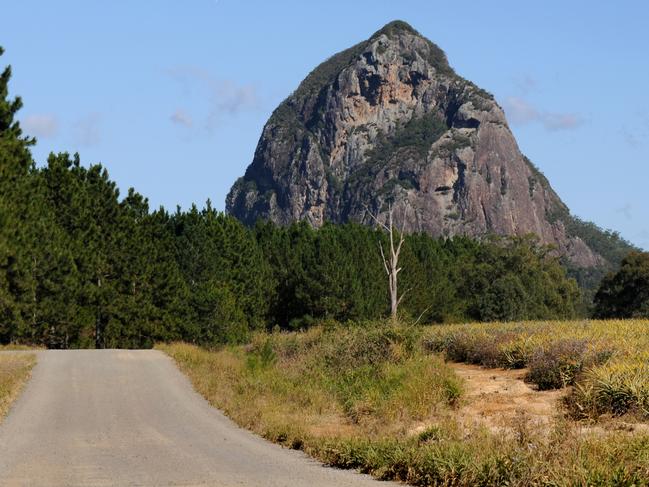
(523, 155), (636, 294)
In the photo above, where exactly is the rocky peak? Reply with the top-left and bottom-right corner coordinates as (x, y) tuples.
(226, 21), (608, 268)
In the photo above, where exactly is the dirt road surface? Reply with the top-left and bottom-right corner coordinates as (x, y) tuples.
(0, 350), (392, 487)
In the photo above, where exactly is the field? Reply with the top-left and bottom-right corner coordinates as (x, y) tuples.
(162, 320), (649, 486)
(0, 352), (36, 421)
(425, 320), (649, 421)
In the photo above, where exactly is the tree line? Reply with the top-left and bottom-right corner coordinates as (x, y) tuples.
(0, 48), (639, 349)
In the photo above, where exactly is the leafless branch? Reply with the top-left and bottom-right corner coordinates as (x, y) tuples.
(397, 287), (411, 307)
(364, 206), (389, 232)
(413, 305), (433, 326)
(379, 242), (389, 276)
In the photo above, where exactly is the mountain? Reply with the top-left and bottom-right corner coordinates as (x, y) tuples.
(226, 20), (633, 272)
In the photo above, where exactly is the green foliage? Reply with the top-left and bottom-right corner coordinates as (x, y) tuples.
(254, 221), (387, 326)
(253, 224), (580, 328)
(564, 216), (636, 267)
(524, 155), (636, 282)
(594, 251), (649, 318)
(454, 236), (580, 322)
(369, 21), (454, 76)
(521, 154), (637, 315)
(171, 203), (272, 342)
(365, 112), (448, 167)
(0, 47), (588, 348)
(246, 338), (277, 372)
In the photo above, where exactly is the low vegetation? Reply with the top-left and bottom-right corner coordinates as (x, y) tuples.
(0, 352), (35, 421)
(163, 321), (649, 486)
(425, 320), (649, 420)
(161, 325), (461, 444)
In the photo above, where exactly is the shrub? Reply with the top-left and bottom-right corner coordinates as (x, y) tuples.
(526, 339), (590, 390)
(526, 339), (616, 390)
(319, 324), (421, 372)
(568, 360), (649, 419)
(417, 425), (443, 444)
(423, 328), (533, 369)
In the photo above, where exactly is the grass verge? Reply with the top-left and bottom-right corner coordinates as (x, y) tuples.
(161, 321), (649, 486)
(0, 353), (36, 421)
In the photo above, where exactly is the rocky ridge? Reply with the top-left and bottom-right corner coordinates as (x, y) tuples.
(227, 21), (604, 267)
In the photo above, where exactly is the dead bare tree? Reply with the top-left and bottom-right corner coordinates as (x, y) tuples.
(366, 204), (407, 323)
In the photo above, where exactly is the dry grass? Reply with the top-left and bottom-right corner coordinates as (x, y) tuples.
(425, 320), (649, 420)
(0, 344), (40, 351)
(161, 321), (649, 486)
(160, 325), (461, 444)
(0, 353), (36, 421)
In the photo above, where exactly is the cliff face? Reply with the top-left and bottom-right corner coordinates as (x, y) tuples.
(226, 21), (602, 267)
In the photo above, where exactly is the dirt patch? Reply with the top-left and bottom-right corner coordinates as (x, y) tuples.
(451, 363), (565, 434)
(449, 363), (649, 438)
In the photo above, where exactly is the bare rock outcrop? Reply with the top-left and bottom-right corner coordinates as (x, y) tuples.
(227, 21), (603, 267)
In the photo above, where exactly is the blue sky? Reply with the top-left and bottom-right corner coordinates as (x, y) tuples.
(3, 0), (648, 249)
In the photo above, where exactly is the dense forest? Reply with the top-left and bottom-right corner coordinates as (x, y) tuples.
(0, 48), (634, 349)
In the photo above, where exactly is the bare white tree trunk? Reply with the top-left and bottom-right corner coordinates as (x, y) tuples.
(367, 205), (407, 323)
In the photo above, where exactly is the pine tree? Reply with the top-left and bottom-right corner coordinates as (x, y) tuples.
(0, 47), (36, 343)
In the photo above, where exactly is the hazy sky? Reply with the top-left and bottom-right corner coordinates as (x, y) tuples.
(3, 0), (648, 249)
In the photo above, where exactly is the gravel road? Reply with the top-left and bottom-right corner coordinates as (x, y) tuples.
(0, 350), (393, 486)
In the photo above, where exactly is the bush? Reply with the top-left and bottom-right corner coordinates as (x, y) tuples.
(246, 338), (277, 372)
(568, 361), (649, 419)
(526, 339), (613, 390)
(423, 328), (534, 369)
(319, 323), (421, 372)
(526, 339), (589, 390)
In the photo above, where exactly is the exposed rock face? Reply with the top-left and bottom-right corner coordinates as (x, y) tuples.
(226, 21), (601, 267)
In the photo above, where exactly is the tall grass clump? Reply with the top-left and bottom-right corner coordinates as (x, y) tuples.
(568, 357), (649, 420)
